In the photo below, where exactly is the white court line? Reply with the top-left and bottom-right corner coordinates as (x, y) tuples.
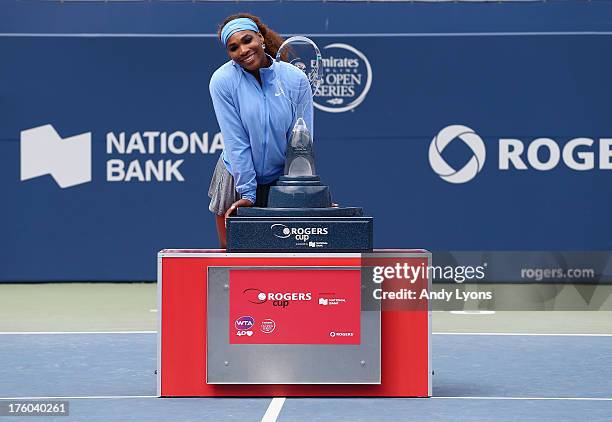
(0, 331), (156, 335)
(449, 310), (496, 315)
(261, 398), (286, 422)
(1, 331), (611, 336)
(1, 32), (612, 38)
(0, 396), (157, 400)
(433, 396), (612, 401)
(433, 332), (612, 337)
(0, 395), (610, 402)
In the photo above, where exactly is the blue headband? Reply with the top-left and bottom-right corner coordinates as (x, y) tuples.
(220, 18), (259, 46)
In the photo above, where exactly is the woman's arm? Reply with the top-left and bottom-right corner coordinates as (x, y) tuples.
(209, 72), (257, 204)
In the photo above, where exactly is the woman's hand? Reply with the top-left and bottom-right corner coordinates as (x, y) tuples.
(225, 198), (254, 220)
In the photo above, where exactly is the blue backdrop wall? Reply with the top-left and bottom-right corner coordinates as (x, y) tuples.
(1, 1), (611, 281)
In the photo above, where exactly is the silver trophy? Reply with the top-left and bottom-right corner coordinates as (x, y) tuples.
(275, 36), (322, 179)
(269, 36), (330, 207)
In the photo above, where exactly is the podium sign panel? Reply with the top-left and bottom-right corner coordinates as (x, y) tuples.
(207, 266), (379, 384)
(229, 269), (361, 345)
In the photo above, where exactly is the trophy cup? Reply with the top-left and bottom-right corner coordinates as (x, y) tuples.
(227, 37), (372, 251)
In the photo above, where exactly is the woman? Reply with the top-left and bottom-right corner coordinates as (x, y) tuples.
(208, 13), (313, 248)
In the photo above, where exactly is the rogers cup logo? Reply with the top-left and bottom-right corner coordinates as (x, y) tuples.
(429, 125), (486, 184)
(314, 43), (372, 113)
(271, 223), (292, 239)
(270, 224), (328, 241)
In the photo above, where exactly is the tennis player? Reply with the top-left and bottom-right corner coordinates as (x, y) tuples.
(208, 13), (313, 248)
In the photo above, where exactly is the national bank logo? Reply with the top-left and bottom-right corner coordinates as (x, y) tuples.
(20, 125), (92, 188)
(429, 125), (486, 184)
(19, 124), (224, 188)
(314, 43), (372, 113)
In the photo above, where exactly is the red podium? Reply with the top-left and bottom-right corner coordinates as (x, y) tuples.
(157, 249), (431, 397)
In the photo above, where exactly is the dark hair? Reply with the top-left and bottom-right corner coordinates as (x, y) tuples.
(218, 13), (286, 61)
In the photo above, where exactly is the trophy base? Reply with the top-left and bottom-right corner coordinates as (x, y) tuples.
(267, 175), (332, 208)
(237, 206), (363, 217)
(228, 174), (372, 251)
(226, 214), (372, 252)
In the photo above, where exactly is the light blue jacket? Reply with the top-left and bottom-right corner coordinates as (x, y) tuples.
(209, 56), (314, 204)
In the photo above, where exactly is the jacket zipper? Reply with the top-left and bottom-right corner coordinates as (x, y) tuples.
(261, 76), (269, 179)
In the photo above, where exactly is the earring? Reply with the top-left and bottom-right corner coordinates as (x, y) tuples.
(262, 44), (266, 50)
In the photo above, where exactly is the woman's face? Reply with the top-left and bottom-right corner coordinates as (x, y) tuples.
(226, 30), (266, 72)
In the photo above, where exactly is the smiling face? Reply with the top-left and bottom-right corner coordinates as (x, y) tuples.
(226, 30), (267, 72)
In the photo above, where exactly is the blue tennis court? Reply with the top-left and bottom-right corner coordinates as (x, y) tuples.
(1, 331), (610, 421)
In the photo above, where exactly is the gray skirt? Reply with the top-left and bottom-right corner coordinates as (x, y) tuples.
(208, 156), (275, 215)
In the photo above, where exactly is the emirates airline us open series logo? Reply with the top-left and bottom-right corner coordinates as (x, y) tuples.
(313, 43), (372, 113)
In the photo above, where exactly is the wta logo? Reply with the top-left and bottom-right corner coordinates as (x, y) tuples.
(429, 125), (486, 184)
(234, 316), (255, 330)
